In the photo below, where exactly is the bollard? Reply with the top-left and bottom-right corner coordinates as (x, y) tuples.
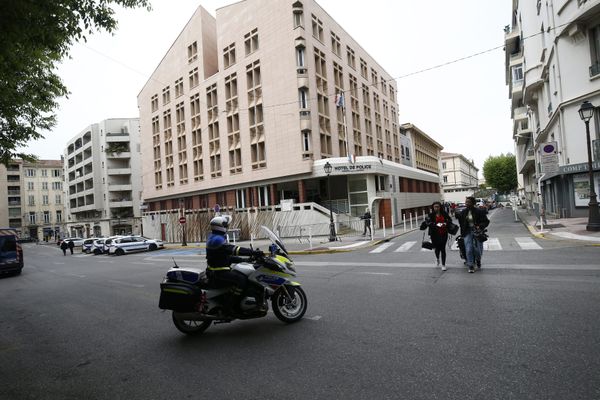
(392, 220), (395, 235)
(371, 219), (374, 241)
(309, 226), (313, 250)
(382, 217), (386, 238)
(403, 214), (406, 232)
(409, 213), (413, 230)
(250, 233), (254, 249)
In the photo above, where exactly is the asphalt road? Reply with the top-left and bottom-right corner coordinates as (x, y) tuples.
(1, 208), (599, 400)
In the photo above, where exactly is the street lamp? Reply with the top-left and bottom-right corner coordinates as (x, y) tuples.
(324, 162), (337, 241)
(179, 198), (187, 246)
(578, 101), (600, 231)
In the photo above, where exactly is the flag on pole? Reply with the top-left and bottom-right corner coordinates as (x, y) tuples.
(347, 153), (356, 164)
(335, 92), (345, 108)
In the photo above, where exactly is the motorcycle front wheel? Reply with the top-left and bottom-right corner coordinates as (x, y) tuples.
(172, 312), (212, 336)
(272, 286), (307, 323)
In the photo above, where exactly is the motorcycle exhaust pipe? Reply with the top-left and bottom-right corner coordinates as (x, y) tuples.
(173, 312), (218, 321)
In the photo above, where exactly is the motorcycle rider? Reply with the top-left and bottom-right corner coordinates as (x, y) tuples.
(205, 215), (264, 314)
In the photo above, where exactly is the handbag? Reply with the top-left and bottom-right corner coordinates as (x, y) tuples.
(448, 222), (459, 235)
(421, 231), (434, 250)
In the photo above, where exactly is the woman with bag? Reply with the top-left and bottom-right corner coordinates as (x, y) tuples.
(420, 201), (455, 271)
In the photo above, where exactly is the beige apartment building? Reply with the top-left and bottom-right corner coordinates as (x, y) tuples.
(400, 123), (444, 175)
(440, 152), (479, 203)
(0, 160), (65, 239)
(138, 0), (440, 240)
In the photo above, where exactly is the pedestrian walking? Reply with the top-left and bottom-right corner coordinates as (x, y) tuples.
(67, 240), (74, 255)
(361, 208), (372, 236)
(420, 201), (453, 271)
(456, 196), (490, 273)
(60, 240), (68, 256)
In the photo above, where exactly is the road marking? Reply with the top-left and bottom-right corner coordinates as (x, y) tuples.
(355, 272), (393, 276)
(53, 262), (65, 265)
(107, 280), (145, 288)
(295, 261), (600, 271)
(370, 242), (394, 253)
(131, 261), (158, 265)
(330, 241), (370, 250)
(66, 273), (86, 278)
(96, 260), (115, 264)
(551, 231), (600, 242)
(484, 238), (502, 251)
(515, 237), (542, 250)
(394, 241), (417, 252)
(306, 315), (322, 321)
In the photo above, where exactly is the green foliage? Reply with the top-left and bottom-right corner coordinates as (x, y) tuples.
(483, 153), (518, 194)
(0, 0), (150, 165)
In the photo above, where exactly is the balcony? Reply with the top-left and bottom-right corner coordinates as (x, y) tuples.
(519, 148), (536, 174)
(105, 132), (130, 143)
(109, 199), (133, 208)
(504, 24), (521, 55)
(7, 190), (21, 196)
(8, 200), (21, 207)
(107, 168), (131, 175)
(106, 151), (131, 159)
(108, 184), (132, 191)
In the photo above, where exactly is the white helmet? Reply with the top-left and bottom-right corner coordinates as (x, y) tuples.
(210, 215), (231, 233)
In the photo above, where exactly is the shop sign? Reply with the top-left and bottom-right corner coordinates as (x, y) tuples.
(333, 164), (373, 173)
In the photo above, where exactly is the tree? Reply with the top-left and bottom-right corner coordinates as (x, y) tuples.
(483, 153), (518, 194)
(0, 0), (150, 165)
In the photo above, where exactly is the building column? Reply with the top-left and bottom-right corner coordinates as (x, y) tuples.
(269, 184), (278, 206)
(298, 180), (307, 203)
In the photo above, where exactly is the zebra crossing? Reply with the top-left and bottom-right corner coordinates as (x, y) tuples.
(372, 237), (543, 254)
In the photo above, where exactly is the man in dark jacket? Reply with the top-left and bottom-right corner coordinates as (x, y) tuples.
(67, 240), (75, 255)
(205, 215), (263, 314)
(361, 208), (372, 236)
(456, 196), (490, 273)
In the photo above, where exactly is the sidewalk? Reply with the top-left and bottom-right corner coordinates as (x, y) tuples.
(516, 207), (600, 244)
(164, 225), (418, 255)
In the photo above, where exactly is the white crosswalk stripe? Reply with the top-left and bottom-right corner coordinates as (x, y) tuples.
(483, 238), (502, 251)
(370, 242), (395, 254)
(515, 237), (542, 250)
(394, 241), (417, 252)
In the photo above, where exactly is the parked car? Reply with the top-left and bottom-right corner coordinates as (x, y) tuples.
(58, 237), (85, 247)
(100, 236), (123, 254)
(83, 238), (105, 253)
(108, 236), (164, 256)
(0, 228), (23, 276)
(455, 202), (467, 214)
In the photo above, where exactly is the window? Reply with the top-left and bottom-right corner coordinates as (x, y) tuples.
(293, 7), (304, 28)
(52, 181), (62, 190)
(512, 64), (523, 82)
(296, 46), (305, 67)
(43, 211), (50, 224)
(443, 176), (448, 183)
(189, 67), (199, 88)
(190, 93), (203, 182)
(207, 83), (221, 177)
(302, 130), (311, 152)
(41, 169), (47, 177)
(42, 195), (49, 205)
(442, 162), (447, 170)
(244, 28), (259, 55)
(151, 94), (158, 112)
(223, 43), (236, 68)
(360, 58), (368, 79)
(56, 211), (62, 223)
(236, 189), (246, 209)
(53, 169), (60, 177)
(28, 182), (34, 190)
(162, 86), (170, 105)
(371, 68), (378, 85)
(331, 31), (341, 57)
(42, 182), (48, 190)
(28, 195), (35, 205)
(55, 194), (62, 204)
(299, 88), (308, 109)
(311, 14), (323, 41)
(174, 77), (184, 98)
(187, 41), (198, 63)
(26, 169), (35, 177)
(28, 212), (36, 224)
(346, 46), (355, 69)
(590, 25), (600, 77)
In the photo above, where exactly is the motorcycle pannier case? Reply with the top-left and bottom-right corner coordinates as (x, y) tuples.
(159, 281), (203, 312)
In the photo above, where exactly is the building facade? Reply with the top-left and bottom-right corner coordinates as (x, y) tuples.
(0, 160), (65, 240)
(138, 0), (440, 240)
(63, 119), (142, 238)
(440, 152), (479, 203)
(400, 123), (444, 175)
(505, 0), (600, 218)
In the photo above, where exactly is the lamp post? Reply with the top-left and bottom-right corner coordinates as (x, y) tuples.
(179, 198), (188, 246)
(578, 101), (600, 231)
(324, 162), (337, 241)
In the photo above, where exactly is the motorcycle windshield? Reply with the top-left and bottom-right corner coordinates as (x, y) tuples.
(260, 226), (289, 257)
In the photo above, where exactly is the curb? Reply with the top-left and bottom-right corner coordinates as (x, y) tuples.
(516, 213), (546, 239)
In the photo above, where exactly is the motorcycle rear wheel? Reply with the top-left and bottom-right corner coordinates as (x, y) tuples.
(272, 286), (307, 323)
(172, 312), (212, 335)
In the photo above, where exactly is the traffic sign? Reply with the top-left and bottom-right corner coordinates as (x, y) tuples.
(179, 217), (186, 224)
(540, 141), (559, 174)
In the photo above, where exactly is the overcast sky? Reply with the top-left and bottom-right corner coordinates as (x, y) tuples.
(24, 0), (512, 175)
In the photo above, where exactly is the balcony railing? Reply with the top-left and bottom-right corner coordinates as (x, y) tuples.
(590, 63), (600, 78)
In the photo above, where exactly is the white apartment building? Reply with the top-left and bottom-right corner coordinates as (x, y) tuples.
(138, 0), (441, 240)
(63, 119), (142, 238)
(505, 0), (600, 218)
(0, 160), (65, 240)
(440, 152), (479, 203)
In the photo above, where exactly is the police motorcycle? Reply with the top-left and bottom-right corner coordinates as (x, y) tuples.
(159, 226), (307, 335)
